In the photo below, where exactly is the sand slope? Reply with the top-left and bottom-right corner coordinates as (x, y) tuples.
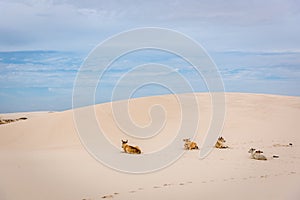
(0, 93), (300, 200)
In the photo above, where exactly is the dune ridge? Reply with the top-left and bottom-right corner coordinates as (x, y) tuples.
(0, 93), (300, 200)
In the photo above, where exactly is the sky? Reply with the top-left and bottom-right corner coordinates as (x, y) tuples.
(0, 0), (300, 113)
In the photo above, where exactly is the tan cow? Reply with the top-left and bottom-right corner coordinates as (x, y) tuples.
(121, 140), (142, 154)
(248, 148), (267, 160)
(215, 137), (229, 149)
(183, 138), (199, 150)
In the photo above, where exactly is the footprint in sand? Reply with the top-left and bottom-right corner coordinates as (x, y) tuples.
(138, 188), (144, 190)
(101, 192), (119, 199)
(274, 173), (280, 176)
(289, 171), (296, 175)
(101, 194), (114, 199)
(163, 183), (172, 187)
(129, 190), (136, 193)
(179, 183), (185, 186)
(273, 143), (293, 148)
(153, 186), (161, 189)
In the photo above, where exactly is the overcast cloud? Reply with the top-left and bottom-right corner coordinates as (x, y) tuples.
(1, 0), (300, 52)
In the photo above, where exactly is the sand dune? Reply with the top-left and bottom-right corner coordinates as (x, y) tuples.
(0, 93), (300, 200)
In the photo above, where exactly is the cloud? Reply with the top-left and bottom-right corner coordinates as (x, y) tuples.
(1, 0), (300, 52)
(0, 51), (82, 88)
(222, 65), (300, 81)
(0, 1), (118, 51)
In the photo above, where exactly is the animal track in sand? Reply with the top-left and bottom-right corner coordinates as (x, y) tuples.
(101, 194), (114, 199)
(272, 143), (293, 148)
(220, 172), (296, 183)
(274, 173), (283, 177)
(101, 192), (119, 199)
(291, 156), (300, 160)
(288, 171), (296, 175)
(127, 177), (254, 196)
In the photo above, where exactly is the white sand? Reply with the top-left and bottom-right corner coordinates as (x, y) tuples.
(0, 93), (300, 200)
